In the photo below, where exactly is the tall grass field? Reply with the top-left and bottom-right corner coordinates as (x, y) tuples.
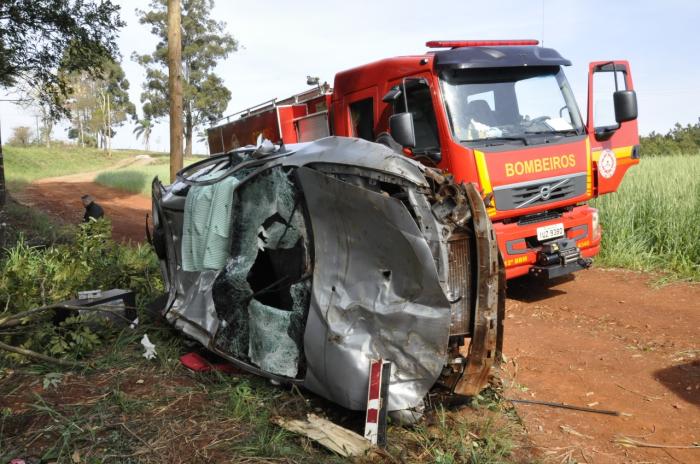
(592, 154), (700, 280)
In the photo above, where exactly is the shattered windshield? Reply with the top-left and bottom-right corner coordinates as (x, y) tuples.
(440, 66), (584, 145)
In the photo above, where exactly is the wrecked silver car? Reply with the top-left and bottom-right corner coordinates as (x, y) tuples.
(151, 136), (504, 415)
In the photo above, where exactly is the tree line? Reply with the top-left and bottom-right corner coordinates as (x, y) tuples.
(640, 120), (700, 156)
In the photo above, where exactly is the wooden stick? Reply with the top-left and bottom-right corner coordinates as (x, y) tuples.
(614, 436), (700, 449)
(615, 383), (662, 401)
(507, 398), (620, 416)
(0, 303), (134, 327)
(0, 340), (84, 367)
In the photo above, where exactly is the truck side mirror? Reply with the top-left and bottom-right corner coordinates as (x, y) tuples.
(614, 90), (638, 123)
(389, 112), (416, 148)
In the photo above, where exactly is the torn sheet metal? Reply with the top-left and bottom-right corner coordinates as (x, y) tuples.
(297, 166), (450, 411)
(151, 136), (503, 413)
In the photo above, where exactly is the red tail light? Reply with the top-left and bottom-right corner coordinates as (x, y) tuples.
(426, 40), (539, 48)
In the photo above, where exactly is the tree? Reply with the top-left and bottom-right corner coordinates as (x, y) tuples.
(9, 127), (32, 146)
(0, 0), (124, 207)
(167, 0), (183, 181)
(133, 119), (154, 152)
(64, 72), (96, 148)
(0, 0), (124, 119)
(93, 60), (137, 156)
(63, 59), (137, 154)
(135, 0), (237, 157)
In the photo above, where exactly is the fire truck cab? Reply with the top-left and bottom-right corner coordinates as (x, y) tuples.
(208, 40), (639, 280)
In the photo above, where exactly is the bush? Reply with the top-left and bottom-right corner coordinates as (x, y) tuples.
(0, 220), (163, 363)
(8, 126), (33, 146)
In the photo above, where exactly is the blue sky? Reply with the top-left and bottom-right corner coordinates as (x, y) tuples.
(1, 0), (699, 153)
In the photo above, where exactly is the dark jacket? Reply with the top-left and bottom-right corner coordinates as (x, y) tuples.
(83, 201), (105, 222)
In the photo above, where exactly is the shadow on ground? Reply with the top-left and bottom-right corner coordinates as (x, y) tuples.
(506, 273), (575, 302)
(655, 359), (700, 407)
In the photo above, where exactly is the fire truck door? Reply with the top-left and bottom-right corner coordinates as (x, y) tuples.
(586, 61), (640, 195)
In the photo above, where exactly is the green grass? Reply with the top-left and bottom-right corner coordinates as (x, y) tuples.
(592, 153), (700, 280)
(396, 403), (518, 464)
(2, 145), (165, 191)
(94, 158), (197, 196)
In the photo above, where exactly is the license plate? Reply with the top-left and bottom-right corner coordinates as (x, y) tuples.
(537, 223), (565, 241)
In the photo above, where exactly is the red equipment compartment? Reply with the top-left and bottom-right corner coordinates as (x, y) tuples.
(208, 105), (280, 154)
(207, 86), (332, 154)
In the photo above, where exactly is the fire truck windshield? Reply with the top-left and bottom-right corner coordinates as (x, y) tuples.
(440, 66), (584, 145)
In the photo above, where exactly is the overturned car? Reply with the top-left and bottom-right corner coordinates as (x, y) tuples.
(151, 136), (504, 416)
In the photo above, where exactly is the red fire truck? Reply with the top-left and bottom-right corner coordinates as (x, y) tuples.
(207, 40), (639, 280)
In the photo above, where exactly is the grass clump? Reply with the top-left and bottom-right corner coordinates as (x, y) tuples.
(592, 154), (700, 280)
(0, 199), (75, 249)
(94, 158), (195, 196)
(390, 393), (521, 464)
(225, 380), (294, 457)
(94, 162), (171, 196)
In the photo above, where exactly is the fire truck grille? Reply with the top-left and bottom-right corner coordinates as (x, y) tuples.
(493, 173), (587, 211)
(447, 235), (472, 336)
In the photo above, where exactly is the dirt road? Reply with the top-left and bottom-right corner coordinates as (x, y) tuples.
(14, 172), (151, 243)
(505, 272), (699, 463)
(15, 174), (700, 463)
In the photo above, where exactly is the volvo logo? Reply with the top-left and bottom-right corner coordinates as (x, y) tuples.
(514, 177), (571, 209)
(540, 184), (552, 200)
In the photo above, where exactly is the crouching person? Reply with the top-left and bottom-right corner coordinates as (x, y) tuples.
(81, 194), (105, 222)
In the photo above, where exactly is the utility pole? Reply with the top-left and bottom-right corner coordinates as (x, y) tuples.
(167, 0), (183, 183)
(107, 94), (112, 158)
(0, 123), (5, 208)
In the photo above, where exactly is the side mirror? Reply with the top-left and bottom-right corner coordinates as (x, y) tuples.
(614, 90), (638, 123)
(389, 112), (416, 148)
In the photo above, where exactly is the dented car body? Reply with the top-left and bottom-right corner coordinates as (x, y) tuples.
(151, 137), (504, 414)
